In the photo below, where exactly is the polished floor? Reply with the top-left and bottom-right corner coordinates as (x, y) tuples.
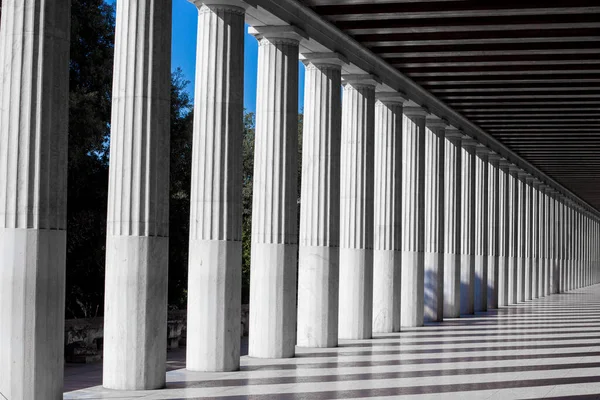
(65, 285), (600, 399)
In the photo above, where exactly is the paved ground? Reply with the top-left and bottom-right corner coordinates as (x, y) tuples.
(64, 285), (600, 399)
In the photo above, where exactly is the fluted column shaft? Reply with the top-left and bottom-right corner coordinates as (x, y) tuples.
(424, 118), (445, 322)
(497, 161), (510, 306)
(0, 1), (70, 398)
(339, 76), (376, 339)
(186, 2), (245, 372)
(249, 27), (302, 358)
(474, 147), (489, 312)
(460, 139), (477, 315)
(539, 186), (547, 297)
(549, 193), (559, 293)
(297, 55), (343, 346)
(487, 155), (501, 308)
(400, 107), (427, 327)
(558, 199), (565, 292)
(372, 95), (404, 332)
(443, 130), (462, 317)
(531, 183), (539, 299)
(103, 0), (171, 390)
(507, 167), (520, 305)
(523, 176), (533, 301)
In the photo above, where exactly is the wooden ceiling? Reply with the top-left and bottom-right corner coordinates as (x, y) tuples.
(301, 0), (600, 210)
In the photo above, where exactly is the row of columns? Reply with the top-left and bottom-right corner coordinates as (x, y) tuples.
(2, 0), (600, 398)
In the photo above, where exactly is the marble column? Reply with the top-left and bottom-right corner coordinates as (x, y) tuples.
(549, 192), (559, 294)
(0, 1), (70, 398)
(523, 176), (533, 301)
(401, 106), (428, 327)
(474, 146), (489, 312)
(538, 185), (547, 297)
(507, 166), (520, 305)
(297, 53), (345, 346)
(497, 160), (511, 306)
(187, 0), (247, 372)
(372, 93), (404, 333)
(339, 74), (378, 339)
(443, 129), (462, 318)
(460, 138), (477, 315)
(556, 196), (564, 293)
(487, 154), (501, 309)
(103, 0), (171, 390)
(516, 173), (529, 303)
(424, 116), (446, 322)
(248, 26), (304, 358)
(531, 180), (540, 299)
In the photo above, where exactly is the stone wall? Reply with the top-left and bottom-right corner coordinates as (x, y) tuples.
(64, 305), (249, 363)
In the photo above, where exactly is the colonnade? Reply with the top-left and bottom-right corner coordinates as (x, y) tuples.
(2, 0), (600, 398)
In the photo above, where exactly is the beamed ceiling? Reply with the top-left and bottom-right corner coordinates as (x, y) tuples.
(300, 0), (600, 210)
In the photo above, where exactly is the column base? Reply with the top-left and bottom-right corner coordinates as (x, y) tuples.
(401, 250), (424, 327)
(297, 245), (339, 348)
(487, 254), (499, 309)
(249, 242), (297, 358)
(444, 253), (461, 318)
(373, 249), (401, 332)
(498, 255), (508, 307)
(339, 248), (373, 340)
(424, 251), (443, 322)
(460, 254), (475, 315)
(474, 254), (488, 312)
(103, 235), (168, 390)
(187, 239), (241, 371)
(0, 228), (66, 400)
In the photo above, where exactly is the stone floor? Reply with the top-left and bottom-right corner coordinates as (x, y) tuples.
(64, 285), (600, 399)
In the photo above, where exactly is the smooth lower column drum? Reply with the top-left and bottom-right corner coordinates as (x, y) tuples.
(474, 146), (489, 312)
(248, 26), (305, 358)
(424, 117), (446, 322)
(372, 93), (405, 333)
(339, 75), (378, 339)
(186, 1), (247, 372)
(497, 160), (510, 306)
(487, 154), (501, 308)
(401, 106), (428, 328)
(103, 0), (171, 390)
(460, 138), (477, 315)
(0, 1), (70, 398)
(443, 129), (462, 318)
(297, 53), (345, 347)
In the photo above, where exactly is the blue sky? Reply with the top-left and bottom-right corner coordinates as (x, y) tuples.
(171, 0), (305, 113)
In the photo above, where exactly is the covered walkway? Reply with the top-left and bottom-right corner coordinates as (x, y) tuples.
(65, 285), (600, 399)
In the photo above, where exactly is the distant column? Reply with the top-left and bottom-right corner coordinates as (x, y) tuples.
(538, 185), (547, 297)
(460, 138), (477, 315)
(103, 0), (172, 390)
(497, 160), (511, 306)
(339, 74), (378, 339)
(487, 154), (501, 308)
(0, 1), (70, 398)
(297, 53), (344, 347)
(372, 93), (404, 333)
(523, 176), (533, 301)
(401, 106), (428, 327)
(531, 181), (539, 299)
(424, 116), (446, 322)
(474, 146), (489, 312)
(187, 0), (248, 372)
(248, 26), (305, 358)
(443, 129), (462, 318)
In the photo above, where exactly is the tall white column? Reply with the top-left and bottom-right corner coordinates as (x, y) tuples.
(497, 160), (510, 306)
(339, 75), (377, 339)
(401, 106), (428, 327)
(460, 139), (477, 315)
(424, 117), (446, 322)
(507, 166), (520, 305)
(248, 26), (304, 358)
(523, 176), (533, 301)
(0, 2), (70, 398)
(474, 146), (489, 312)
(443, 129), (462, 318)
(487, 154), (501, 308)
(372, 93), (404, 333)
(186, 1), (247, 372)
(558, 198), (566, 292)
(538, 185), (547, 297)
(297, 53), (344, 346)
(103, 0), (171, 390)
(549, 191), (559, 294)
(531, 180), (540, 298)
